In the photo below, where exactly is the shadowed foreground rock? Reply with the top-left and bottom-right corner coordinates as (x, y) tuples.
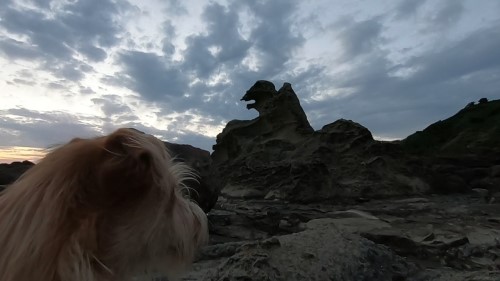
(181, 194), (500, 281)
(185, 218), (415, 281)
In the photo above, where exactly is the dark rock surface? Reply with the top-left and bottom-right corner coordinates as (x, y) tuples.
(181, 194), (500, 281)
(187, 218), (416, 281)
(0, 160), (34, 187)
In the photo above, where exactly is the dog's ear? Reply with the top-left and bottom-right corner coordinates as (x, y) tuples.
(104, 131), (153, 168)
(90, 130), (155, 209)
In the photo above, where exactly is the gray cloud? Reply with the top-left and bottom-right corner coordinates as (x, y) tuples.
(27, 0), (52, 8)
(424, 1), (464, 32)
(306, 24), (500, 138)
(406, 26), (500, 87)
(164, 0), (188, 16)
(0, 108), (101, 147)
(243, 0), (304, 77)
(0, 6), (73, 59)
(46, 82), (68, 90)
(91, 96), (153, 136)
(178, 0), (305, 90)
(59, 0), (126, 47)
(92, 95), (134, 117)
(0, 106), (217, 151)
(78, 45), (108, 62)
(180, 2), (251, 78)
(394, 0), (427, 19)
(115, 0), (305, 119)
(10, 78), (36, 86)
(335, 17), (384, 60)
(0, 37), (40, 59)
(0, 0), (131, 81)
(1, 0), (499, 155)
(119, 51), (188, 102)
(162, 20), (177, 56)
(181, 35), (219, 78)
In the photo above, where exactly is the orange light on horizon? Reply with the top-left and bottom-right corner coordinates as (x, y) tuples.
(0, 146), (46, 164)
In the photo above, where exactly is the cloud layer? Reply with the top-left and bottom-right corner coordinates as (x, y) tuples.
(0, 0), (499, 155)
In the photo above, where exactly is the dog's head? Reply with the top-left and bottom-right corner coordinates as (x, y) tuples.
(0, 128), (208, 280)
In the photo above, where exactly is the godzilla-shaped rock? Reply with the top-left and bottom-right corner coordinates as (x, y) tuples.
(211, 81), (313, 166)
(210, 81), (430, 202)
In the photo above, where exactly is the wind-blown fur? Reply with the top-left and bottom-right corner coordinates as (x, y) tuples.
(0, 128), (208, 281)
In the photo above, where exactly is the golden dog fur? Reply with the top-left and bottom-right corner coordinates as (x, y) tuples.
(0, 128), (208, 281)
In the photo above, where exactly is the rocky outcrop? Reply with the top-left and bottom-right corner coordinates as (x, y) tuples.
(0, 160), (34, 187)
(165, 142), (217, 212)
(403, 99), (500, 194)
(403, 99), (500, 157)
(210, 81), (430, 202)
(211, 81), (313, 166)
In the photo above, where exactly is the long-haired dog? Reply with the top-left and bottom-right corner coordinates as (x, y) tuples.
(0, 128), (208, 281)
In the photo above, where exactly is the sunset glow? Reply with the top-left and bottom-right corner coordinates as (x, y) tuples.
(0, 146), (46, 164)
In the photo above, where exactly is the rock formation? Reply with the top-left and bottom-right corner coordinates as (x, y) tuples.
(211, 80), (314, 166)
(191, 84), (499, 281)
(402, 99), (500, 194)
(0, 160), (34, 188)
(210, 80), (430, 202)
(164, 141), (217, 212)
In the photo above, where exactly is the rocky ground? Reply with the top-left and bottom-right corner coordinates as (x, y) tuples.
(180, 81), (500, 280)
(181, 193), (500, 281)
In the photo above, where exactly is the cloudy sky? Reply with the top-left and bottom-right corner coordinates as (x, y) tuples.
(1, 0), (499, 162)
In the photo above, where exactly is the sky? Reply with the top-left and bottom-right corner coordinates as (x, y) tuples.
(1, 0), (499, 163)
